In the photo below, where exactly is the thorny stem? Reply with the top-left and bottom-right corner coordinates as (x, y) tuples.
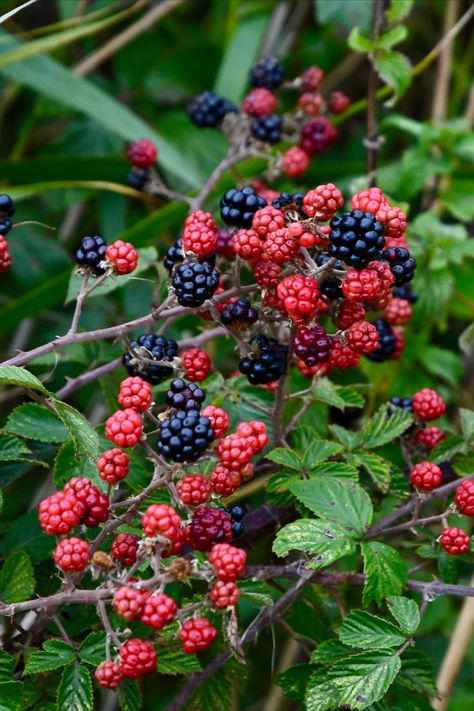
(97, 599), (122, 650)
(67, 273), (89, 335)
(365, 0), (386, 185)
(272, 325), (296, 446)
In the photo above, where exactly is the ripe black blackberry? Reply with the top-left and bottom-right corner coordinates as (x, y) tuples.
(239, 334), (288, 385)
(166, 379), (206, 411)
(164, 238), (184, 272)
(329, 210), (385, 269)
(75, 235), (108, 276)
(127, 168), (149, 190)
(232, 521), (245, 538)
(157, 409), (214, 463)
(382, 247), (416, 286)
(365, 319), (397, 362)
(389, 396), (413, 412)
(393, 284), (418, 303)
(251, 114), (282, 144)
(0, 218), (12, 236)
(250, 55), (284, 89)
(0, 194), (15, 217)
(220, 299), (258, 327)
(187, 91), (237, 128)
(229, 504), (245, 521)
(123, 334), (178, 385)
(171, 260), (219, 307)
(294, 325), (333, 366)
(220, 187), (266, 228)
(272, 192), (305, 216)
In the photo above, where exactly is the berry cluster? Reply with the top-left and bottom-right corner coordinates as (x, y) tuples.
(75, 234), (139, 277)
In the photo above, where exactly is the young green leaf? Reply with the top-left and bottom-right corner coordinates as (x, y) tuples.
(386, 596), (420, 635)
(374, 50), (412, 107)
(386, 0), (414, 24)
(361, 542), (408, 606)
(273, 520), (356, 569)
(52, 400), (99, 460)
(0, 365), (49, 394)
(312, 378), (364, 410)
(4, 403), (68, 443)
(346, 452), (392, 492)
(57, 664), (93, 711)
(338, 611), (406, 650)
(329, 424), (362, 451)
(118, 679), (142, 711)
(362, 405), (413, 449)
(266, 448), (302, 470)
(24, 640), (75, 675)
(289, 478), (373, 536)
(303, 440), (344, 469)
(0, 549), (35, 603)
(79, 632), (107, 666)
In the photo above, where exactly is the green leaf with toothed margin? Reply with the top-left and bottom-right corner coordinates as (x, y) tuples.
(273, 519), (356, 569)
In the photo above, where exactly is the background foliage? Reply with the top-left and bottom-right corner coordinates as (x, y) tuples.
(0, 0), (473, 709)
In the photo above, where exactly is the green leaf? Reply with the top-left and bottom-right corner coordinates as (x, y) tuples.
(303, 440), (344, 469)
(347, 452), (392, 493)
(0, 434), (31, 462)
(54, 441), (101, 490)
(78, 633), (106, 667)
(65, 247), (157, 303)
(312, 650), (401, 711)
(460, 408), (474, 442)
(312, 378), (364, 410)
(0, 681), (24, 711)
(276, 664), (313, 703)
(4, 403), (69, 443)
(157, 646), (200, 675)
(57, 664), (92, 711)
(266, 448), (302, 470)
(386, 596), (420, 635)
(362, 405), (413, 449)
(0, 550), (35, 603)
(0, 30), (202, 187)
(1, 510), (54, 563)
(348, 27), (375, 53)
(335, 386), (365, 409)
(316, 0), (373, 31)
(398, 649), (437, 696)
(118, 679), (141, 711)
(429, 435), (467, 464)
(374, 50), (412, 107)
(289, 478), (372, 536)
(311, 640), (356, 664)
(52, 400), (99, 461)
(25, 640), (76, 675)
(0, 365), (49, 394)
(310, 461), (359, 480)
(386, 0), (414, 23)
(377, 26), (408, 50)
(361, 542), (408, 606)
(273, 520), (356, 569)
(214, 13), (269, 102)
(329, 424), (362, 451)
(338, 611), (406, 650)
(0, 651), (13, 682)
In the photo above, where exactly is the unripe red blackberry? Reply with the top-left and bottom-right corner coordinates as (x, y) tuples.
(236, 420), (268, 453)
(376, 204), (407, 239)
(328, 91), (351, 114)
(277, 275), (320, 325)
(301, 65), (324, 91)
(346, 321), (380, 354)
(112, 533), (140, 566)
(201, 405), (230, 439)
(252, 206), (285, 237)
(182, 210), (218, 258)
(342, 266), (382, 302)
(176, 473), (211, 506)
(261, 228), (298, 264)
(210, 465), (242, 496)
(454, 479), (474, 516)
(38, 491), (84, 536)
(439, 527), (471, 556)
(181, 348), (211, 382)
(142, 503), (182, 542)
(232, 228), (262, 260)
(412, 388), (446, 421)
(114, 586), (148, 622)
(409, 461), (442, 492)
(95, 661), (123, 689)
(0, 235), (12, 273)
(335, 301), (366, 330)
(97, 448), (130, 485)
(282, 147), (310, 178)
(383, 298), (412, 326)
(209, 542), (247, 581)
(64, 477), (110, 528)
(297, 92), (324, 115)
(242, 87), (278, 116)
(119, 639), (157, 678)
(127, 139), (157, 168)
(140, 593), (177, 630)
(54, 537), (90, 572)
(189, 506), (233, 551)
(179, 617), (217, 654)
(414, 427), (445, 452)
(105, 240), (138, 275)
(105, 408), (143, 448)
(117, 376), (152, 412)
(329, 340), (361, 369)
(303, 183), (344, 221)
(210, 580), (240, 609)
(217, 433), (254, 472)
(351, 187), (386, 215)
(253, 259), (281, 288)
